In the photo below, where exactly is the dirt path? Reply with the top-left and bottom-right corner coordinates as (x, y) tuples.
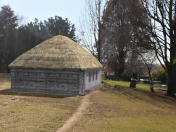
(57, 93), (91, 132)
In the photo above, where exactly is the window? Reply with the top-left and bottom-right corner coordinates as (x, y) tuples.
(93, 72), (94, 81)
(89, 72), (91, 82)
(96, 71), (98, 80)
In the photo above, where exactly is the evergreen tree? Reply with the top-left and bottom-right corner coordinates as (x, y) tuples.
(0, 5), (18, 72)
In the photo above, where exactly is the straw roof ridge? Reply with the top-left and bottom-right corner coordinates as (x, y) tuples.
(8, 35), (102, 70)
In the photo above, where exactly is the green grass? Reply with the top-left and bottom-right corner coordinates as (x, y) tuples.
(102, 79), (167, 91)
(103, 80), (150, 90)
(68, 79), (176, 132)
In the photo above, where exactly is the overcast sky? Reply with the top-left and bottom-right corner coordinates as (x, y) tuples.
(0, 0), (84, 33)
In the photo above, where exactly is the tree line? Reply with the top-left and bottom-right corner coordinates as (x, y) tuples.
(78, 0), (176, 95)
(0, 5), (76, 73)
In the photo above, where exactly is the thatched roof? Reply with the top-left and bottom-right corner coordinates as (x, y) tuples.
(8, 35), (102, 70)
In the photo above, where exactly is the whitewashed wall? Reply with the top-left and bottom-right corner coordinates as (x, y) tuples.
(84, 68), (102, 89)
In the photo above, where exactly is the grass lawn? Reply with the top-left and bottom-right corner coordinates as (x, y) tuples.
(0, 73), (82, 132)
(1, 73), (176, 132)
(68, 79), (176, 132)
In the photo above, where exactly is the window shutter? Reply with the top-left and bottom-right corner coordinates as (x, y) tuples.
(89, 72), (91, 82)
(96, 71), (98, 80)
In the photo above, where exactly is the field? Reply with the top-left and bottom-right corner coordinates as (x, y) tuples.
(68, 80), (176, 132)
(0, 73), (82, 132)
(0, 73), (176, 132)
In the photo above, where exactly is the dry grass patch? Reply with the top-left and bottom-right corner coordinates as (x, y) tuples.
(0, 73), (17, 104)
(68, 80), (176, 132)
(0, 73), (82, 132)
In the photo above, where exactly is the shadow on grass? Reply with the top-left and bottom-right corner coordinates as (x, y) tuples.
(101, 83), (176, 108)
(0, 89), (74, 98)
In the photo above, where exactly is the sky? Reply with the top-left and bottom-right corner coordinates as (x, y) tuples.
(0, 0), (84, 33)
(0, 0), (162, 65)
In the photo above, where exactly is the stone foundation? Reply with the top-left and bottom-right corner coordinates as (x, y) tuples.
(79, 83), (104, 96)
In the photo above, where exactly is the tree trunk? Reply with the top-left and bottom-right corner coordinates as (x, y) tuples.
(108, 58), (113, 76)
(150, 83), (154, 92)
(149, 74), (154, 92)
(167, 71), (175, 96)
(137, 69), (139, 82)
(98, 0), (101, 62)
(104, 65), (108, 79)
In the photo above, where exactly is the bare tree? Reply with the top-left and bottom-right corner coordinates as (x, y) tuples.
(138, 49), (156, 92)
(78, 0), (107, 61)
(101, 0), (149, 79)
(78, 8), (96, 56)
(138, 0), (176, 95)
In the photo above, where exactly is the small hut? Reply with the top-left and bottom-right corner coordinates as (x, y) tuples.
(8, 31), (103, 95)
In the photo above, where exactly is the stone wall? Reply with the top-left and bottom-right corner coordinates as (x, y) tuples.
(11, 68), (85, 95)
(78, 71), (85, 94)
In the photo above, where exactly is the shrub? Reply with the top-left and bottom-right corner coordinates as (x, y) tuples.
(152, 66), (167, 84)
